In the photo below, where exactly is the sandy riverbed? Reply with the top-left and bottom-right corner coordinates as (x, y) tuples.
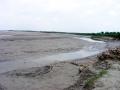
(0, 31), (93, 62)
(0, 31), (119, 90)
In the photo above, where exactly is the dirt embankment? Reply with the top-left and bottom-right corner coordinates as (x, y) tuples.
(62, 47), (120, 90)
(93, 47), (120, 90)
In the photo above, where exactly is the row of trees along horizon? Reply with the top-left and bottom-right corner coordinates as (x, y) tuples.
(72, 32), (120, 40)
(42, 31), (120, 39)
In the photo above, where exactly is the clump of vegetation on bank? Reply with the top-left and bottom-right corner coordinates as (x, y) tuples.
(84, 69), (107, 89)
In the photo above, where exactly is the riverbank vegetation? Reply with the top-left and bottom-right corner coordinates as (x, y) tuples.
(90, 32), (120, 40)
(41, 31), (120, 40)
(84, 69), (107, 89)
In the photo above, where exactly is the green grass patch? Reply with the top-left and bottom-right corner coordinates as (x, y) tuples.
(84, 70), (107, 89)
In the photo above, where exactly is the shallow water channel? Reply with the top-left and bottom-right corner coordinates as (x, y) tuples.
(0, 37), (106, 73)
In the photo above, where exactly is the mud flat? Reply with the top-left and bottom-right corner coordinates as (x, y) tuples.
(0, 31), (93, 62)
(0, 31), (119, 90)
(0, 31), (106, 73)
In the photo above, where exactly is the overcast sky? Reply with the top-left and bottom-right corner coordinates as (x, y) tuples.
(0, 0), (120, 32)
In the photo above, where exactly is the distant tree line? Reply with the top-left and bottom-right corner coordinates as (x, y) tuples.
(91, 32), (120, 40)
(70, 32), (120, 40)
(41, 31), (120, 40)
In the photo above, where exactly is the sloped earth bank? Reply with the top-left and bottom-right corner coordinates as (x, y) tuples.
(93, 47), (120, 90)
(64, 47), (120, 90)
(93, 62), (120, 90)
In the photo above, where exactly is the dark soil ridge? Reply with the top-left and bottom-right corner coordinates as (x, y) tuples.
(0, 84), (6, 90)
(4, 65), (53, 78)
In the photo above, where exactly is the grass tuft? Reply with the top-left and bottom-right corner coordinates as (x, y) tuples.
(84, 70), (107, 89)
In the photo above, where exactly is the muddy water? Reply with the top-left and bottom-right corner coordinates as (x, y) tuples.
(0, 37), (106, 74)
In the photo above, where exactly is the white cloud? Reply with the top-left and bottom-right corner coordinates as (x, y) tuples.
(109, 11), (118, 16)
